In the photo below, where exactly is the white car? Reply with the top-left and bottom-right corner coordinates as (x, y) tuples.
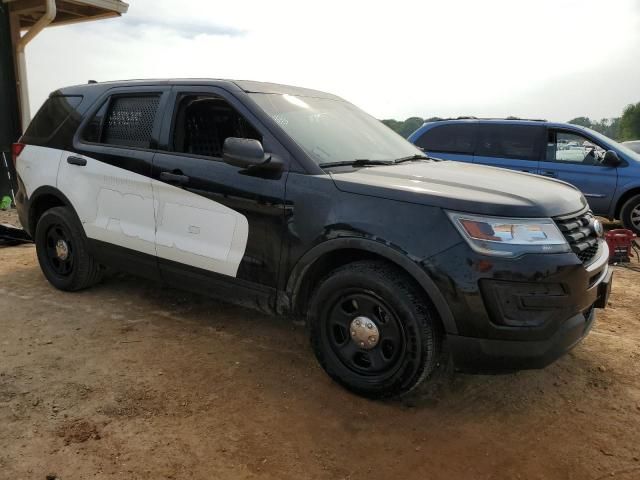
(623, 140), (640, 154)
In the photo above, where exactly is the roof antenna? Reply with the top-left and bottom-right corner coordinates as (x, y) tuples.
(88, 80), (97, 84)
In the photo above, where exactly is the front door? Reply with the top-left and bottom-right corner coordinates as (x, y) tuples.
(151, 86), (289, 306)
(539, 129), (618, 215)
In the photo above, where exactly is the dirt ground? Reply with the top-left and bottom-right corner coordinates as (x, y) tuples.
(1, 210), (640, 480)
(0, 209), (21, 228)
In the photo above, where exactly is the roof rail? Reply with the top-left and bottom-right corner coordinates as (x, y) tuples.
(424, 116), (547, 123)
(503, 116), (547, 122)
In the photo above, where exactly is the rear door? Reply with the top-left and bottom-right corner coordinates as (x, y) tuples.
(413, 123), (476, 163)
(59, 86), (171, 278)
(151, 86), (289, 306)
(538, 128), (618, 215)
(473, 123), (544, 174)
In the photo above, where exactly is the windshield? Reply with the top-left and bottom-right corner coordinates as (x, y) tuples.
(249, 93), (423, 166)
(582, 127), (640, 161)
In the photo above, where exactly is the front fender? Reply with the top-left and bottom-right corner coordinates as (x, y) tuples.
(611, 179), (640, 218)
(284, 237), (458, 334)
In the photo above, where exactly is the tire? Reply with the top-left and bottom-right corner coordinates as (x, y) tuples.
(620, 194), (640, 235)
(308, 260), (443, 399)
(35, 206), (103, 291)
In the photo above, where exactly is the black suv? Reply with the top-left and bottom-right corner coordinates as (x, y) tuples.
(14, 79), (612, 398)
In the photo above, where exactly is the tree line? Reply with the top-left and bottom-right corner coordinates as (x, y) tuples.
(382, 102), (640, 141)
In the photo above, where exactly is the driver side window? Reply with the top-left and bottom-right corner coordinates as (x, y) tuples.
(171, 94), (261, 159)
(547, 131), (605, 165)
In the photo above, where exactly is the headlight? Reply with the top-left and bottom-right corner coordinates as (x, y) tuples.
(446, 211), (570, 257)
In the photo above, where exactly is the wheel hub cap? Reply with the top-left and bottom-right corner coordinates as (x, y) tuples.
(349, 316), (379, 350)
(55, 239), (69, 261)
(632, 205), (640, 228)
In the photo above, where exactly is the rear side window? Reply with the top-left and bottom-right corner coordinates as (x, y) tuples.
(415, 124), (475, 154)
(23, 96), (82, 142)
(83, 95), (160, 149)
(475, 125), (543, 161)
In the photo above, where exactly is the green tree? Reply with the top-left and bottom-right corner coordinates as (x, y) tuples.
(398, 117), (424, 137)
(609, 117), (621, 139)
(568, 117), (592, 128)
(568, 116), (621, 140)
(619, 102), (640, 141)
(381, 119), (404, 134)
(382, 117), (425, 138)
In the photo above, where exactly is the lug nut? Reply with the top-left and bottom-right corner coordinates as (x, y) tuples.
(351, 330), (356, 336)
(359, 341), (365, 347)
(369, 336), (376, 343)
(355, 319), (361, 326)
(366, 323), (373, 329)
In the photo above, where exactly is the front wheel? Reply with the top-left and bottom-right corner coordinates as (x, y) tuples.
(309, 260), (442, 398)
(620, 194), (640, 235)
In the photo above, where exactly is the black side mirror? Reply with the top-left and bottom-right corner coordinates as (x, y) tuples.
(223, 137), (282, 172)
(602, 150), (621, 167)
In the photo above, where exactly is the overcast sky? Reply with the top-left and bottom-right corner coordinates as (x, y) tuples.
(25, 0), (640, 122)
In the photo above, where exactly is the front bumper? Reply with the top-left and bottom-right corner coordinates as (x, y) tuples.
(428, 240), (612, 372)
(447, 306), (597, 372)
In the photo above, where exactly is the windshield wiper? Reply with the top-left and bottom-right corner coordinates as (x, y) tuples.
(393, 154), (431, 164)
(319, 159), (395, 168)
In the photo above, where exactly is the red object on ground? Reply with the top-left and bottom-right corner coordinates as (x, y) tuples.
(605, 229), (637, 263)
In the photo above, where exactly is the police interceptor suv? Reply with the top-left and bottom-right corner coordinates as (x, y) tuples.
(14, 79), (613, 398)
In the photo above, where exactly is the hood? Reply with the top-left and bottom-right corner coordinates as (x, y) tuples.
(330, 161), (588, 218)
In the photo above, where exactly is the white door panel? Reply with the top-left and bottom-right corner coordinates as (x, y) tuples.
(152, 180), (249, 277)
(16, 145), (63, 196)
(57, 151), (157, 256)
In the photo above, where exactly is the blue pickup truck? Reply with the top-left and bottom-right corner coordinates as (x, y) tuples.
(409, 119), (640, 234)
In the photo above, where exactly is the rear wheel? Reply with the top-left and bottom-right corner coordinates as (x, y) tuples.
(309, 260), (442, 398)
(620, 194), (640, 235)
(35, 206), (103, 291)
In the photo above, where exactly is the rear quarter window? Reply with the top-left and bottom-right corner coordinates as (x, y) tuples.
(415, 124), (475, 154)
(22, 96), (83, 144)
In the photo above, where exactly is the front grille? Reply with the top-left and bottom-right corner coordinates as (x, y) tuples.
(554, 210), (600, 264)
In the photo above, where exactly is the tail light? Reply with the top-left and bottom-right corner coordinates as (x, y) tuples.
(11, 142), (25, 168)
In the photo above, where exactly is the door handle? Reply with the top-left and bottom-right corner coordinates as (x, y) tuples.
(160, 171), (190, 185)
(539, 170), (557, 178)
(67, 156), (87, 166)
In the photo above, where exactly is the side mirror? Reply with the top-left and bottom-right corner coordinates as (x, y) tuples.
(223, 137), (281, 172)
(602, 150), (621, 167)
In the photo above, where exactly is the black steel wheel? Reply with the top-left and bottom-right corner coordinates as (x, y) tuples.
(309, 260), (442, 398)
(43, 222), (74, 277)
(326, 290), (406, 375)
(35, 206), (103, 291)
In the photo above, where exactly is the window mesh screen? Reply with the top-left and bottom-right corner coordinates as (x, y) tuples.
(102, 96), (159, 148)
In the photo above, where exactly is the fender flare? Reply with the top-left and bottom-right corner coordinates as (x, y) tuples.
(284, 237), (458, 334)
(26, 185), (78, 234)
(613, 184), (640, 218)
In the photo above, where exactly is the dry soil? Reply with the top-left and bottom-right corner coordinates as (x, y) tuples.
(1, 211), (639, 480)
